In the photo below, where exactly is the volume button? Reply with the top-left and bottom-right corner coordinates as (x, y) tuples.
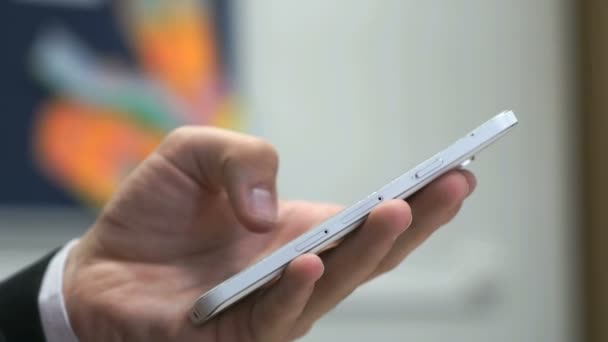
(415, 158), (444, 179)
(340, 195), (381, 225)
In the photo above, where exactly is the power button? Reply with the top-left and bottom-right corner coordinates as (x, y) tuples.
(415, 158), (444, 179)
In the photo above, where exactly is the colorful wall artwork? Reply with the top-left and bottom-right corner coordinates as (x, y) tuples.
(1, 0), (239, 207)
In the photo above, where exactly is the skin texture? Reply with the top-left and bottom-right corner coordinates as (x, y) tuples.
(64, 127), (476, 342)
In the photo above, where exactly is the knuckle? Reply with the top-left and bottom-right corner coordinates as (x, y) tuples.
(163, 126), (228, 157)
(439, 203), (463, 226)
(420, 223), (438, 239)
(250, 138), (279, 159)
(292, 323), (314, 339)
(163, 126), (200, 152)
(378, 258), (401, 274)
(167, 126), (195, 143)
(238, 137), (279, 167)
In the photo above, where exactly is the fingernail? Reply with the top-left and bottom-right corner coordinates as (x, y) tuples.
(249, 187), (277, 222)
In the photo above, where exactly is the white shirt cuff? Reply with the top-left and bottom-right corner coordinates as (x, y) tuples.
(38, 239), (80, 342)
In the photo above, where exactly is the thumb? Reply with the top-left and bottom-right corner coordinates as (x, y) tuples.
(158, 126), (279, 232)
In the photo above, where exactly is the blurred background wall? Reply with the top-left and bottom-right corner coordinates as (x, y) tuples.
(0, 0), (587, 341)
(237, 1), (580, 341)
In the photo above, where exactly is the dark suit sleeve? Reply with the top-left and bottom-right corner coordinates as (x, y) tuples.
(0, 250), (59, 342)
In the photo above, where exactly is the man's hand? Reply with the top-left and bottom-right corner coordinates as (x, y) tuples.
(64, 127), (475, 341)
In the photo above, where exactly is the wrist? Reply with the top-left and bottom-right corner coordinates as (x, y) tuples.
(62, 239), (88, 341)
(38, 239), (81, 342)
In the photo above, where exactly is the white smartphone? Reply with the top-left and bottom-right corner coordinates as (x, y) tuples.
(190, 110), (518, 324)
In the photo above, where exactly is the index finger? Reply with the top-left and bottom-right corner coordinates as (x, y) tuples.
(158, 126), (281, 232)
